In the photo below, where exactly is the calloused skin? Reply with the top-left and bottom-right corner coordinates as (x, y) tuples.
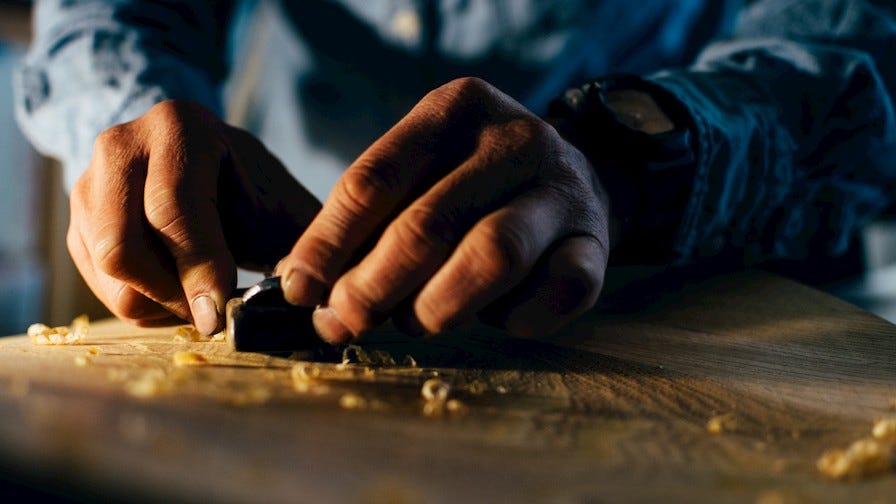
(70, 77), (670, 341)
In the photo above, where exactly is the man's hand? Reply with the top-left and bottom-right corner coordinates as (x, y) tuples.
(275, 77), (612, 343)
(68, 100), (321, 334)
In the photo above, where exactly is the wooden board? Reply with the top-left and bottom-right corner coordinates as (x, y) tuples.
(0, 268), (893, 503)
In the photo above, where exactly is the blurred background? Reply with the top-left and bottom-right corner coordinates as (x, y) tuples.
(0, 0), (109, 335)
(0, 1), (894, 337)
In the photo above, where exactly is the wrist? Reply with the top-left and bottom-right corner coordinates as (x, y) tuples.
(547, 75), (697, 262)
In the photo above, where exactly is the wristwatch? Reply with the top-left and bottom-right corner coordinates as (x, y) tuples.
(546, 74), (698, 261)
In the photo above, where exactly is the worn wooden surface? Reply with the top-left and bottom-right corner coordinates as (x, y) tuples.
(0, 268), (893, 503)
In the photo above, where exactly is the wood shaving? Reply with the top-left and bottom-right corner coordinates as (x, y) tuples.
(422, 401), (443, 417)
(872, 416), (896, 442)
(339, 393), (367, 410)
(292, 380), (330, 395)
(173, 326), (202, 342)
(706, 413), (738, 435)
(421, 378), (450, 403)
(291, 362), (322, 380)
(342, 345), (370, 365)
(73, 356), (89, 367)
(341, 345), (398, 366)
(220, 387), (272, 407)
(125, 370), (169, 398)
(28, 315), (89, 345)
(291, 363), (331, 394)
(172, 351), (209, 367)
(817, 438), (894, 479)
(467, 381), (487, 395)
(210, 331), (226, 342)
(445, 399), (465, 413)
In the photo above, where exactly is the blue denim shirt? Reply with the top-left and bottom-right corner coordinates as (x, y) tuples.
(13, 0), (896, 266)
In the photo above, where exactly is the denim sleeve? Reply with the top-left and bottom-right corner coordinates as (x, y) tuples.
(13, 0), (234, 191)
(648, 0), (896, 264)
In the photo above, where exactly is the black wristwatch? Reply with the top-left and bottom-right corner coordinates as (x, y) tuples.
(546, 74), (698, 261)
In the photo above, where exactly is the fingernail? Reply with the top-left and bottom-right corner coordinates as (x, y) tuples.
(191, 295), (221, 336)
(312, 305), (353, 344)
(282, 269), (327, 306)
(272, 258), (287, 277)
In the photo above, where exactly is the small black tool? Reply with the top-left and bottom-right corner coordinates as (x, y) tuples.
(225, 276), (328, 355)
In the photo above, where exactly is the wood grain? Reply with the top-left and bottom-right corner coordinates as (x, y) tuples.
(0, 268), (893, 503)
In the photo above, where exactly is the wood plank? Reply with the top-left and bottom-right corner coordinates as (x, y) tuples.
(0, 269), (893, 503)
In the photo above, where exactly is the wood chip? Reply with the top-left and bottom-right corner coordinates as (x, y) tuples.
(339, 393), (367, 410)
(172, 351), (209, 367)
(174, 326), (202, 342)
(220, 387), (272, 407)
(817, 438), (895, 479)
(125, 370), (169, 398)
(421, 378), (450, 403)
(28, 315), (89, 346)
(706, 413), (738, 435)
(872, 416), (896, 442)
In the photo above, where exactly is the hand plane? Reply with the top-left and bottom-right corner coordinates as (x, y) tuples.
(225, 276), (335, 357)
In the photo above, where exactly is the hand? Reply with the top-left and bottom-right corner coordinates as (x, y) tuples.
(68, 100), (321, 334)
(275, 77), (612, 343)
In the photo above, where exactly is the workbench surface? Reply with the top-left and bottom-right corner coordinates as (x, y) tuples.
(0, 268), (893, 503)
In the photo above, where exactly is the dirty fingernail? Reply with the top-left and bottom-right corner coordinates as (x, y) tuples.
(312, 305), (352, 344)
(191, 295), (220, 335)
(282, 269), (327, 306)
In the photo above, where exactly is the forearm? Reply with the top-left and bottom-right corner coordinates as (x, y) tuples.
(555, 0), (896, 265)
(14, 0), (234, 191)
(647, 0), (896, 264)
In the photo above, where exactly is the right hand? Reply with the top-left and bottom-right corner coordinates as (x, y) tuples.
(68, 100), (321, 334)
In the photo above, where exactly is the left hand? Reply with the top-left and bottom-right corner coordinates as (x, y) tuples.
(275, 77), (612, 343)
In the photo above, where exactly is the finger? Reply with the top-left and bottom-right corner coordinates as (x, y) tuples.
(277, 78), (496, 306)
(79, 126), (190, 320)
(486, 234), (607, 339)
(67, 223), (177, 324)
(409, 189), (571, 337)
(144, 134), (236, 335)
(315, 124), (547, 343)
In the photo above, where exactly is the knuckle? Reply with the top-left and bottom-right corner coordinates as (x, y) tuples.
(389, 205), (455, 259)
(469, 221), (533, 285)
(442, 76), (490, 100)
(144, 196), (185, 236)
(145, 99), (193, 125)
(112, 286), (159, 321)
(423, 77), (493, 121)
(92, 124), (133, 160)
(334, 165), (399, 217)
(92, 233), (140, 278)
